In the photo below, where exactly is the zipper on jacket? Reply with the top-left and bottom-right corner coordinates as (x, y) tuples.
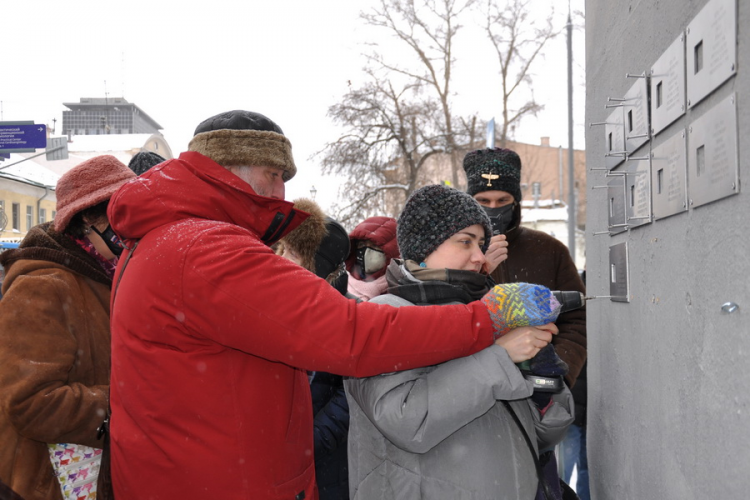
(261, 210), (297, 244)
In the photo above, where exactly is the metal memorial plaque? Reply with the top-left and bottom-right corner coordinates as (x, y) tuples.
(688, 93), (739, 208)
(623, 78), (650, 154)
(686, 0), (736, 108)
(609, 242), (630, 303)
(605, 107), (626, 170)
(651, 130), (688, 220)
(624, 159), (652, 228)
(651, 34), (686, 135)
(607, 174), (627, 235)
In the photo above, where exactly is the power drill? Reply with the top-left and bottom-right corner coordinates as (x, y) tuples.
(518, 290), (585, 392)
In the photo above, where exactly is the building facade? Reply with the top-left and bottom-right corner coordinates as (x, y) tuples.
(0, 172), (57, 242)
(0, 97), (171, 241)
(62, 97), (162, 136)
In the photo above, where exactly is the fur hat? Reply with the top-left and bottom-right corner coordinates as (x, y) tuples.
(463, 148), (522, 202)
(128, 151), (165, 176)
(54, 155), (136, 232)
(397, 184), (492, 263)
(188, 110), (296, 181)
(276, 198), (350, 280)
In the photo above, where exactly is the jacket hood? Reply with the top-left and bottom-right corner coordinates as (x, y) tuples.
(108, 151), (306, 245)
(348, 216), (400, 259)
(0, 222), (112, 289)
(275, 198), (328, 274)
(346, 216), (400, 279)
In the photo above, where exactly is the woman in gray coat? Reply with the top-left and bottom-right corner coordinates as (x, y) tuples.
(345, 185), (574, 500)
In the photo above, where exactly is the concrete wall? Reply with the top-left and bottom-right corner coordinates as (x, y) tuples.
(585, 0), (749, 498)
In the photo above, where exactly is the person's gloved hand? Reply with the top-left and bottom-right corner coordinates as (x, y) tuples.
(480, 283), (562, 339)
(528, 344), (569, 409)
(529, 344), (569, 378)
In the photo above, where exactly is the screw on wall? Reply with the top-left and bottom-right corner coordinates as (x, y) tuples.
(721, 302), (739, 314)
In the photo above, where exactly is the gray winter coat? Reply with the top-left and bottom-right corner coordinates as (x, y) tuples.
(345, 291), (574, 500)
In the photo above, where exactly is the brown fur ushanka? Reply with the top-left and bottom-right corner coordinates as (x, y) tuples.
(188, 129), (297, 181)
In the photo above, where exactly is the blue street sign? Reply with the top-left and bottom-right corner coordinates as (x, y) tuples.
(0, 124), (47, 150)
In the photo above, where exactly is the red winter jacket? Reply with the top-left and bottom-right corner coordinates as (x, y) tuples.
(107, 152), (495, 500)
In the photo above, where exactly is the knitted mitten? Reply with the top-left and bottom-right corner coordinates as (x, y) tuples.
(480, 283), (562, 339)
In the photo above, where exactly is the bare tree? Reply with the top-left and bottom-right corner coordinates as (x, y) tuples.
(318, 73), (457, 224)
(362, 0), (477, 189)
(318, 0), (558, 223)
(483, 0), (557, 147)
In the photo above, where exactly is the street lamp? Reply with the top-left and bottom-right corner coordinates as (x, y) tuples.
(310, 185), (317, 200)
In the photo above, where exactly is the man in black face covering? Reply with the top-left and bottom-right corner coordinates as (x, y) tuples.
(462, 147), (588, 387)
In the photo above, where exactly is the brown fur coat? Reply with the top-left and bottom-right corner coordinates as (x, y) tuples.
(0, 223), (111, 500)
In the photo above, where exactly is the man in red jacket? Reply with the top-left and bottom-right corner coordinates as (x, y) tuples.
(107, 111), (557, 500)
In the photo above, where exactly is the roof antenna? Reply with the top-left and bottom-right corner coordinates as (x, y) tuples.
(104, 80), (111, 134)
(121, 51), (126, 98)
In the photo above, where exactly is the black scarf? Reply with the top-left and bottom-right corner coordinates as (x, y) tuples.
(384, 259), (490, 305)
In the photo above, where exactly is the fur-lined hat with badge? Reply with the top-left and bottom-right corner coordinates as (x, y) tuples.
(463, 147), (523, 236)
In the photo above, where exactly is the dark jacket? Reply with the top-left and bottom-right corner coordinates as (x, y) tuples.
(0, 223), (111, 500)
(571, 362), (587, 426)
(310, 372), (349, 500)
(491, 223), (587, 386)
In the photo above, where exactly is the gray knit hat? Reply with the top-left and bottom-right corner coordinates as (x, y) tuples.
(397, 184), (492, 263)
(463, 148), (522, 201)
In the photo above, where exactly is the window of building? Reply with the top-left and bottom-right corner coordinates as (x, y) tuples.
(39, 208), (47, 224)
(12, 203), (20, 231)
(52, 210), (57, 221)
(26, 206), (33, 231)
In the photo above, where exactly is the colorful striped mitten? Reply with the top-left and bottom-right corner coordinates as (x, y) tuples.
(480, 282), (562, 339)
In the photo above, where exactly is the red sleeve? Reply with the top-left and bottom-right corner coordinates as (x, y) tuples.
(181, 227), (495, 378)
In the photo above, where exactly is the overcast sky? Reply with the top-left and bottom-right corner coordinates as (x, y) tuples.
(2, 0), (585, 210)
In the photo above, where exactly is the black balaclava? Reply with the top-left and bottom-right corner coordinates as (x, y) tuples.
(484, 204), (516, 236)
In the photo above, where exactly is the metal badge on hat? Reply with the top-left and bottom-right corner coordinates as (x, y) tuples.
(481, 171), (500, 186)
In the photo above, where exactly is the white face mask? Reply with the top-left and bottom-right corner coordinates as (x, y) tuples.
(356, 246), (386, 275)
